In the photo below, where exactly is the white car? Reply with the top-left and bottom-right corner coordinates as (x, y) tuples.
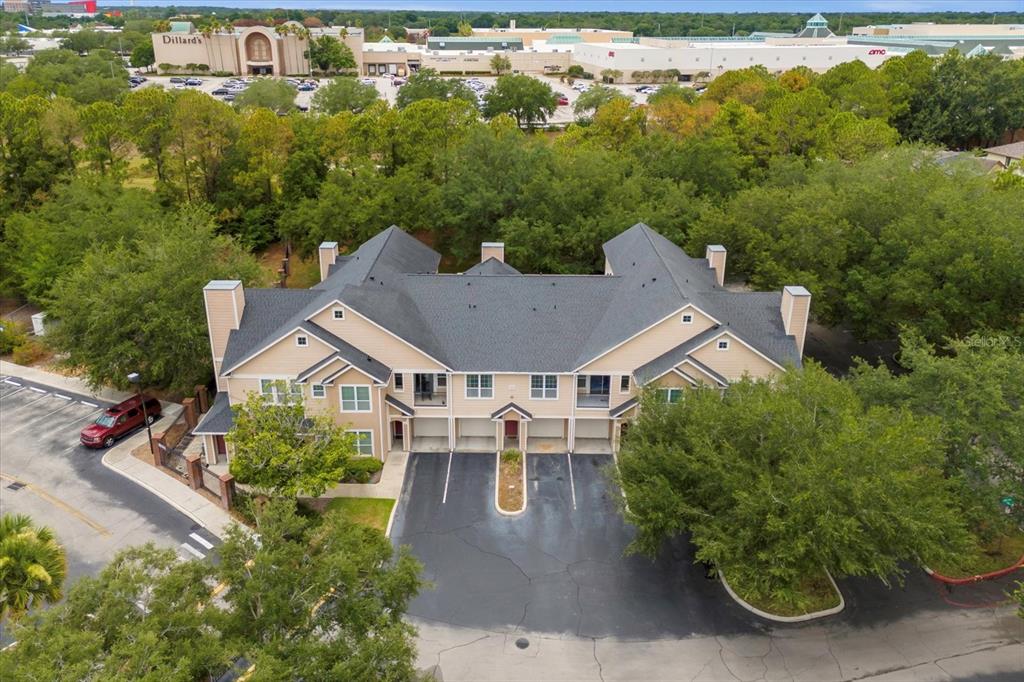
(360, 78), (375, 86)
(572, 82), (589, 92)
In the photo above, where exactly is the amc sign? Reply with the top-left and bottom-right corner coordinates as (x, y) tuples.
(867, 48), (887, 55)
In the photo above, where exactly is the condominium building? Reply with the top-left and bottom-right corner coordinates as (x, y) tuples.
(195, 224), (810, 464)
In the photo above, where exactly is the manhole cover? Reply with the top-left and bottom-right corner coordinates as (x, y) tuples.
(515, 637), (529, 650)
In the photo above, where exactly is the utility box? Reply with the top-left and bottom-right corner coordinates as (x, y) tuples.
(30, 312), (47, 337)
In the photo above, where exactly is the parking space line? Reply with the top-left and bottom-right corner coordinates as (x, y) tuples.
(0, 385), (27, 399)
(80, 400), (99, 408)
(2, 392), (57, 412)
(5, 401), (78, 435)
(189, 532), (215, 550)
(2, 377), (22, 386)
(442, 451), (453, 504)
(29, 386), (47, 393)
(567, 453), (578, 510)
(54, 393), (73, 401)
(181, 542), (206, 559)
(0, 473), (111, 536)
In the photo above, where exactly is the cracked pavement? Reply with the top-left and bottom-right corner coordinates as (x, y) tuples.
(391, 453), (1024, 681)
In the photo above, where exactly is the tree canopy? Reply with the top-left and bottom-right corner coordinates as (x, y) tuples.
(482, 74), (557, 128)
(0, 513), (67, 621)
(312, 76), (380, 114)
(233, 78), (297, 115)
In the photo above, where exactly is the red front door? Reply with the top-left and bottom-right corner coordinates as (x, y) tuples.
(214, 435), (227, 456)
(504, 420), (518, 439)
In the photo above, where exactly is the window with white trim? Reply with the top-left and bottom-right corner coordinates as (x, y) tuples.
(394, 373), (404, 391)
(332, 307), (345, 320)
(340, 385), (371, 412)
(311, 384), (326, 399)
(349, 430), (373, 456)
(717, 339), (730, 351)
(658, 388), (684, 403)
(260, 379), (302, 404)
(620, 375), (630, 393)
(530, 374), (558, 400)
(681, 313), (693, 324)
(296, 335), (308, 347)
(465, 374), (493, 399)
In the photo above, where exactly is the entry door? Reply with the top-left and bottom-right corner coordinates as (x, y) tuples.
(504, 420), (519, 439)
(391, 420), (404, 442)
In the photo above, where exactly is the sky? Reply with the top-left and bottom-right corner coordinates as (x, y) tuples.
(99, 1), (1024, 13)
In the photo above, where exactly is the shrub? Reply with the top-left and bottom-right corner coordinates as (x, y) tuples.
(12, 337), (47, 365)
(345, 457), (383, 484)
(501, 448), (522, 465)
(0, 322), (28, 355)
(212, 70), (233, 77)
(567, 65), (584, 77)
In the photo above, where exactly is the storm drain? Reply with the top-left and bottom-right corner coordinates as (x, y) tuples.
(7, 481), (26, 491)
(515, 637), (530, 650)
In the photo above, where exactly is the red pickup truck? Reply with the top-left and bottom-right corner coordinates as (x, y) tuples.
(80, 395), (161, 449)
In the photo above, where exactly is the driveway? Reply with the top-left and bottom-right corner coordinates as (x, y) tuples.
(0, 374), (219, 586)
(391, 452), (1023, 680)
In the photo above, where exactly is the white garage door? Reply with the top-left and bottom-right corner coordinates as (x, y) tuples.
(459, 418), (493, 437)
(414, 418), (448, 438)
(530, 418), (564, 438)
(575, 419), (610, 440)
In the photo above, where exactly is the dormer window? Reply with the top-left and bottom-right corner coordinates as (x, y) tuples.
(332, 307), (345, 320)
(717, 339), (730, 351)
(681, 313), (693, 324)
(296, 335), (309, 347)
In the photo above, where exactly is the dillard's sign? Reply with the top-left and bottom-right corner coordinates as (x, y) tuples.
(163, 35), (204, 45)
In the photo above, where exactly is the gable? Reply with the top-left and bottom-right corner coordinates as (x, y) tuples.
(230, 329), (335, 376)
(689, 332), (780, 381)
(580, 305), (717, 372)
(309, 302), (446, 371)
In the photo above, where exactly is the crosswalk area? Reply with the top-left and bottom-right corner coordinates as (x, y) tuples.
(179, 524), (221, 562)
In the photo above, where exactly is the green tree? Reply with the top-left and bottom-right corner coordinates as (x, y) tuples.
(0, 514), (67, 621)
(850, 332), (1024, 534)
(616, 364), (969, 609)
(457, 20), (474, 36)
(482, 74), (557, 128)
(395, 67), (476, 109)
(77, 100), (131, 175)
(227, 385), (355, 498)
(572, 83), (628, 119)
(129, 41), (154, 69)
(46, 207), (262, 392)
(0, 502), (423, 680)
(233, 78), (297, 115)
(233, 107), (294, 204)
(122, 86), (174, 183)
(0, 36), (30, 54)
(305, 34), (356, 73)
(312, 76), (379, 114)
(490, 53), (511, 75)
(0, 93), (77, 216)
(646, 82), (698, 106)
(166, 89), (240, 201)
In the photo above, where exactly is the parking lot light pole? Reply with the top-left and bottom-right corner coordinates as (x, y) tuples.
(127, 372), (154, 445)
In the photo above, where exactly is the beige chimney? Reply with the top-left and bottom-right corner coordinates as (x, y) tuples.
(318, 241), (338, 282)
(780, 286), (812, 357)
(203, 280), (246, 390)
(481, 241), (505, 263)
(705, 245), (726, 287)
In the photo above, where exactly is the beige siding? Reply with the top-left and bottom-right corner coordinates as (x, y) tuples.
(231, 330), (335, 376)
(654, 372), (695, 389)
(581, 307), (716, 372)
(205, 288), (241, 361)
(449, 374), (574, 417)
(310, 304), (446, 371)
(226, 377), (261, 404)
(690, 334), (779, 382)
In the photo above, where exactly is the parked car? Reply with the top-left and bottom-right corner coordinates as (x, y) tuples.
(211, 87), (230, 96)
(557, 96), (569, 106)
(297, 83), (314, 91)
(185, 78), (203, 86)
(80, 395), (161, 449)
(359, 77), (375, 86)
(169, 76), (186, 83)
(572, 82), (588, 92)
(295, 103), (309, 112)
(223, 94), (236, 101)
(392, 77), (406, 86)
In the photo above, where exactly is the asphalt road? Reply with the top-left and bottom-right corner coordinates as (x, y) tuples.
(0, 374), (219, 637)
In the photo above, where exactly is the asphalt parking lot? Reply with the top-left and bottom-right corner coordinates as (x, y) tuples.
(390, 452), (1019, 640)
(0, 374), (219, 586)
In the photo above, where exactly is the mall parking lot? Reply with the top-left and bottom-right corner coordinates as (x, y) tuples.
(0, 375), (219, 587)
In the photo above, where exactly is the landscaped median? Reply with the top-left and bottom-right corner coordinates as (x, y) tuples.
(719, 566), (844, 622)
(495, 448), (526, 515)
(925, 531), (1024, 584)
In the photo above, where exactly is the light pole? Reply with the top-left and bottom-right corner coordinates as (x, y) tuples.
(127, 372), (154, 445)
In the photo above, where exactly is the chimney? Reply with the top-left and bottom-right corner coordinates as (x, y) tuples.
(481, 241), (505, 263)
(203, 280), (246, 390)
(705, 244), (726, 287)
(318, 241), (338, 282)
(510, 19), (516, 29)
(780, 286), (812, 357)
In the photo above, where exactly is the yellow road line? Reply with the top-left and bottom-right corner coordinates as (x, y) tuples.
(0, 472), (112, 537)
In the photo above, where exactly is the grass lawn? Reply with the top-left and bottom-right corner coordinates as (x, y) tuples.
(259, 242), (321, 289)
(324, 497), (396, 534)
(727, 567), (841, 618)
(929, 530), (1024, 578)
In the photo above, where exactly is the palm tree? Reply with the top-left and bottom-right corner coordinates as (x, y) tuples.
(0, 513), (67, 620)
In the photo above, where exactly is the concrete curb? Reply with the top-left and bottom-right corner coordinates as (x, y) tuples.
(494, 450), (527, 516)
(923, 556), (1024, 585)
(719, 568), (845, 623)
(384, 497), (400, 538)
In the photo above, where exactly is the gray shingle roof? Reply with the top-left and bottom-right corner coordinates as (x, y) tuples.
(491, 402), (533, 420)
(298, 321), (392, 383)
(609, 396), (638, 418)
(193, 392), (233, 435)
(984, 141), (1024, 160)
(219, 224), (803, 376)
(464, 257), (522, 276)
(385, 394), (415, 416)
(634, 326), (724, 384)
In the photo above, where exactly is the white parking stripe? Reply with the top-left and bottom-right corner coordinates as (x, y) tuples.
(442, 451), (454, 504)
(189, 533), (214, 550)
(180, 543), (206, 559)
(2, 378), (22, 386)
(29, 386), (47, 393)
(567, 453), (577, 510)
(2, 392), (58, 413)
(0, 386), (27, 399)
(54, 393), (73, 401)
(80, 401), (99, 408)
(5, 402), (77, 435)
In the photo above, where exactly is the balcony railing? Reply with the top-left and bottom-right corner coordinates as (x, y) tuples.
(414, 391), (447, 407)
(577, 393), (610, 408)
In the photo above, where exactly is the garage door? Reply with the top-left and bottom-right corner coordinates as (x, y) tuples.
(530, 418), (564, 438)
(575, 419), (610, 440)
(459, 418), (493, 437)
(414, 418), (448, 438)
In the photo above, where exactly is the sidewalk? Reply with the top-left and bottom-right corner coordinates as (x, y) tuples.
(1, 360), (236, 539)
(321, 450), (409, 500)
